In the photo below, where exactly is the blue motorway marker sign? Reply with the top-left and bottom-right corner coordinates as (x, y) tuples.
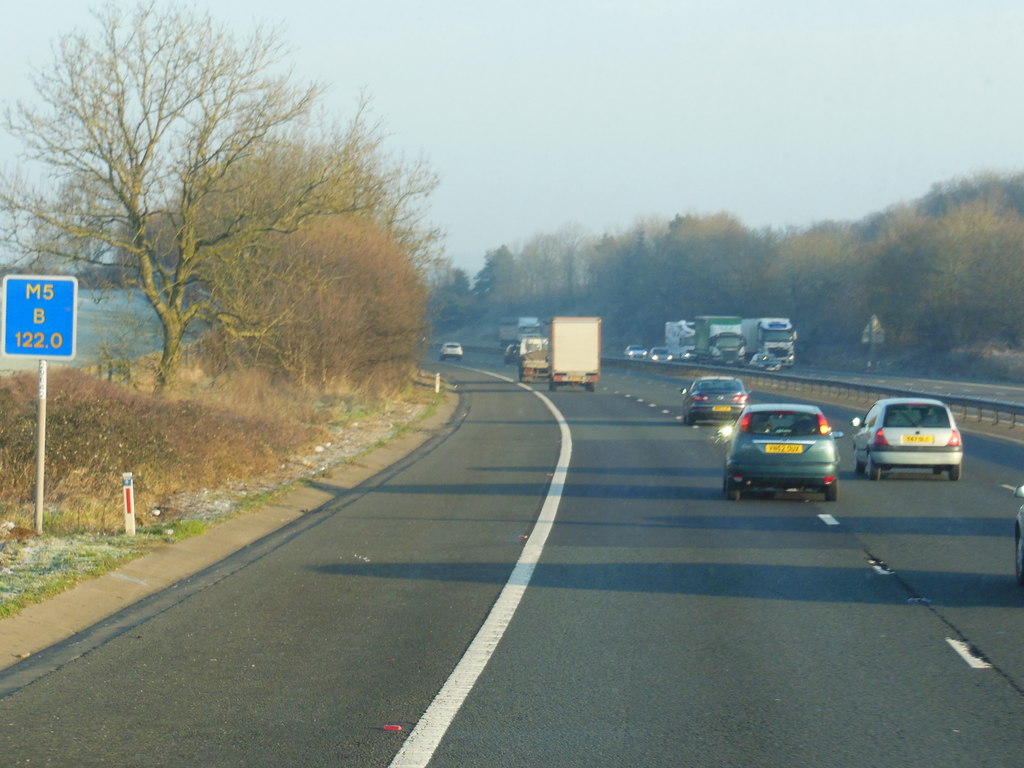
(2, 275), (78, 359)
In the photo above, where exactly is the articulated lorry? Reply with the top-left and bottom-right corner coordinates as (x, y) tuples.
(517, 316), (543, 340)
(499, 316), (545, 346)
(741, 317), (796, 366)
(693, 316), (746, 364)
(665, 320), (697, 358)
(547, 316), (601, 392)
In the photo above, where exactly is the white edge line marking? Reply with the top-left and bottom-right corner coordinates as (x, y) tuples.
(388, 369), (572, 768)
(817, 513), (840, 526)
(945, 638), (992, 669)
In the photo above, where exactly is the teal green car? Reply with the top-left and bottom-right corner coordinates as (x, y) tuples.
(723, 404), (841, 501)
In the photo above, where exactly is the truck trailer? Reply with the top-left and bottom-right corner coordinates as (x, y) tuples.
(547, 317), (601, 392)
(498, 317), (519, 346)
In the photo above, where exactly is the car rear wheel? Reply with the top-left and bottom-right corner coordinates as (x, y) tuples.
(723, 477), (741, 501)
(867, 455), (882, 481)
(948, 464), (962, 481)
(824, 481), (838, 502)
(1016, 526), (1024, 587)
(854, 456), (865, 475)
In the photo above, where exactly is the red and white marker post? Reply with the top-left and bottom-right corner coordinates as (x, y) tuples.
(122, 472), (136, 536)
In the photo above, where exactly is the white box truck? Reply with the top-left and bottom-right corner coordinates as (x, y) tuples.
(547, 316), (601, 392)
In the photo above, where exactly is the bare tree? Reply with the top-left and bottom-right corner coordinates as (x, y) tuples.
(1, 2), (437, 388)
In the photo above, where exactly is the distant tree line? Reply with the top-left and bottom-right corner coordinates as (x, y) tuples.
(431, 173), (1024, 367)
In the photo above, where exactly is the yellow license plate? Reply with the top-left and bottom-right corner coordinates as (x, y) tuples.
(712, 405), (732, 412)
(765, 444), (804, 454)
(902, 435), (934, 444)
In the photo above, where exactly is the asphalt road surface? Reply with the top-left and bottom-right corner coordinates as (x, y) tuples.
(2, 353), (1024, 766)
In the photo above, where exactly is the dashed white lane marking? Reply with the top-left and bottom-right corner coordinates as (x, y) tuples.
(662, 410), (671, 415)
(817, 514), (840, 526)
(389, 371), (572, 768)
(1000, 484), (1017, 492)
(945, 638), (992, 669)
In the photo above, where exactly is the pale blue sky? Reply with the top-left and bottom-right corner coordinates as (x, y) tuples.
(3, 1), (1024, 274)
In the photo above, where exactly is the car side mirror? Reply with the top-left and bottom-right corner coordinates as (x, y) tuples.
(851, 417), (863, 428)
(680, 388), (688, 395)
(1015, 486), (1024, 499)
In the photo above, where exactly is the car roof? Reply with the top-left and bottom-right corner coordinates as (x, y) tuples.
(742, 403), (822, 414)
(873, 397), (948, 408)
(694, 376), (743, 384)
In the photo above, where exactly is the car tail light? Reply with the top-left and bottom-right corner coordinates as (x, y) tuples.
(947, 428), (962, 447)
(871, 428), (889, 446)
(733, 393), (749, 404)
(738, 412), (751, 432)
(692, 394), (709, 402)
(817, 413), (832, 435)
(824, 475), (837, 485)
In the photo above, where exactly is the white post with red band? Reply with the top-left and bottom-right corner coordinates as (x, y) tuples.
(123, 472), (136, 536)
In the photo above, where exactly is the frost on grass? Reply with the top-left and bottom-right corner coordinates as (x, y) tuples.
(0, 536), (130, 603)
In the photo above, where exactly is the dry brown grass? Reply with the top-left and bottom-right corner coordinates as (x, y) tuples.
(0, 368), (343, 534)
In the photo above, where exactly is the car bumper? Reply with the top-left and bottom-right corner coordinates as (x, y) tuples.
(869, 447), (962, 467)
(726, 461), (839, 492)
(689, 406), (743, 420)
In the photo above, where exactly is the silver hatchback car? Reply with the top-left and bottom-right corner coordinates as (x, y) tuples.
(850, 398), (963, 481)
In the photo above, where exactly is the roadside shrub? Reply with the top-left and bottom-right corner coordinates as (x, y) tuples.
(0, 368), (322, 532)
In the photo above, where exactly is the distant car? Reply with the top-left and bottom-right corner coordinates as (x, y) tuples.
(680, 376), (748, 425)
(749, 352), (782, 371)
(850, 397), (963, 481)
(648, 346), (673, 362)
(439, 342), (464, 361)
(624, 345), (647, 359)
(1014, 486), (1024, 586)
(676, 348), (698, 362)
(724, 404), (841, 501)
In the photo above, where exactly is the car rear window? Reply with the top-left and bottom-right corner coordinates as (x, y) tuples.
(748, 411), (819, 436)
(882, 404), (950, 428)
(697, 380), (742, 393)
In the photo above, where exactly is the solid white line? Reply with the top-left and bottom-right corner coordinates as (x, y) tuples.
(817, 514), (840, 526)
(945, 638), (992, 669)
(388, 373), (572, 768)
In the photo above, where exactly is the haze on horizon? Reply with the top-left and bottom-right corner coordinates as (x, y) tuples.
(2, 1), (1022, 274)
